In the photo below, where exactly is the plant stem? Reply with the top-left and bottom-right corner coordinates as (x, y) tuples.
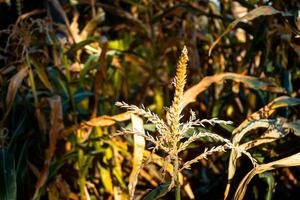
(175, 175), (181, 200)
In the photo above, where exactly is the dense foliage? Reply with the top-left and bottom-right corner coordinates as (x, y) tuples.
(0, 0), (300, 199)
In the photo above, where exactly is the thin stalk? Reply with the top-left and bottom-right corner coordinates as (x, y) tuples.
(27, 55), (46, 134)
(174, 154), (181, 200)
(175, 175), (181, 200)
(77, 129), (87, 199)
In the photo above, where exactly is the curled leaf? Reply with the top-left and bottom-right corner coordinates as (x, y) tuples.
(234, 153), (300, 200)
(225, 96), (300, 199)
(182, 73), (285, 109)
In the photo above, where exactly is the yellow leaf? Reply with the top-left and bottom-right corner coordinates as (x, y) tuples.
(98, 163), (113, 194)
(182, 73), (285, 110)
(128, 114), (145, 199)
(85, 112), (131, 127)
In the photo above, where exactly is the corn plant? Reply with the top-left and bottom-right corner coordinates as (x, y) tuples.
(116, 46), (256, 199)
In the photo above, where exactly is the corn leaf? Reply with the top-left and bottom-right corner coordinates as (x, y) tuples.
(2, 67), (28, 124)
(128, 114), (145, 199)
(182, 73), (285, 109)
(29, 57), (53, 92)
(98, 163), (114, 194)
(0, 148), (17, 200)
(225, 96), (300, 199)
(234, 153), (300, 200)
(143, 183), (170, 200)
(33, 96), (64, 199)
(209, 6), (280, 56)
(284, 121), (300, 136)
(258, 172), (275, 200)
(85, 112), (131, 127)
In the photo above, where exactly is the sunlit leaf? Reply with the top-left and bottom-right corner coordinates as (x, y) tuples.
(182, 73), (285, 109)
(128, 114), (145, 199)
(85, 112), (131, 127)
(98, 163), (113, 194)
(29, 57), (53, 92)
(108, 34), (134, 51)
(225, 96), (300, 199)
(67, 36), (100, 53)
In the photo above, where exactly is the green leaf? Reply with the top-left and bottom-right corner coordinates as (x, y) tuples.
(79, 54), (100, 85)
(29, 57), (53, 92)
(271, 96), (300, 109)
(108, 34), (133, 51)
(67, 36), (100, 53)
(259, 172), (275, 200)
(143, 183), (170, 200)
(48, 67), (68, 96)
(0, 148), (17, 200)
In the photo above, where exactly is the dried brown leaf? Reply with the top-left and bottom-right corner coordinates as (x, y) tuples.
(85, 112), (131, 127)
(182, 73), (285, 109)
(1, 67), (28, 125)
(33, 96), (64, 199)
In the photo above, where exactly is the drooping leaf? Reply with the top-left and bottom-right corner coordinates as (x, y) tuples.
(182, 73), (285, 109)
(80, 11), (105, 40)
(233, 96), (300, 139)
(2, 67), (28, 124)
(225, 96), (300, 199)
(209, 6), (280, 56)
(239, 120), (286, 150)
(234, 153), (300, 200)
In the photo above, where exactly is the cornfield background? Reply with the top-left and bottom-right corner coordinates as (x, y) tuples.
(0, 0), (300, 199)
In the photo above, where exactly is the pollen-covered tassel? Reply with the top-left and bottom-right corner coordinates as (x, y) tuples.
(167, 46), (189, 134)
